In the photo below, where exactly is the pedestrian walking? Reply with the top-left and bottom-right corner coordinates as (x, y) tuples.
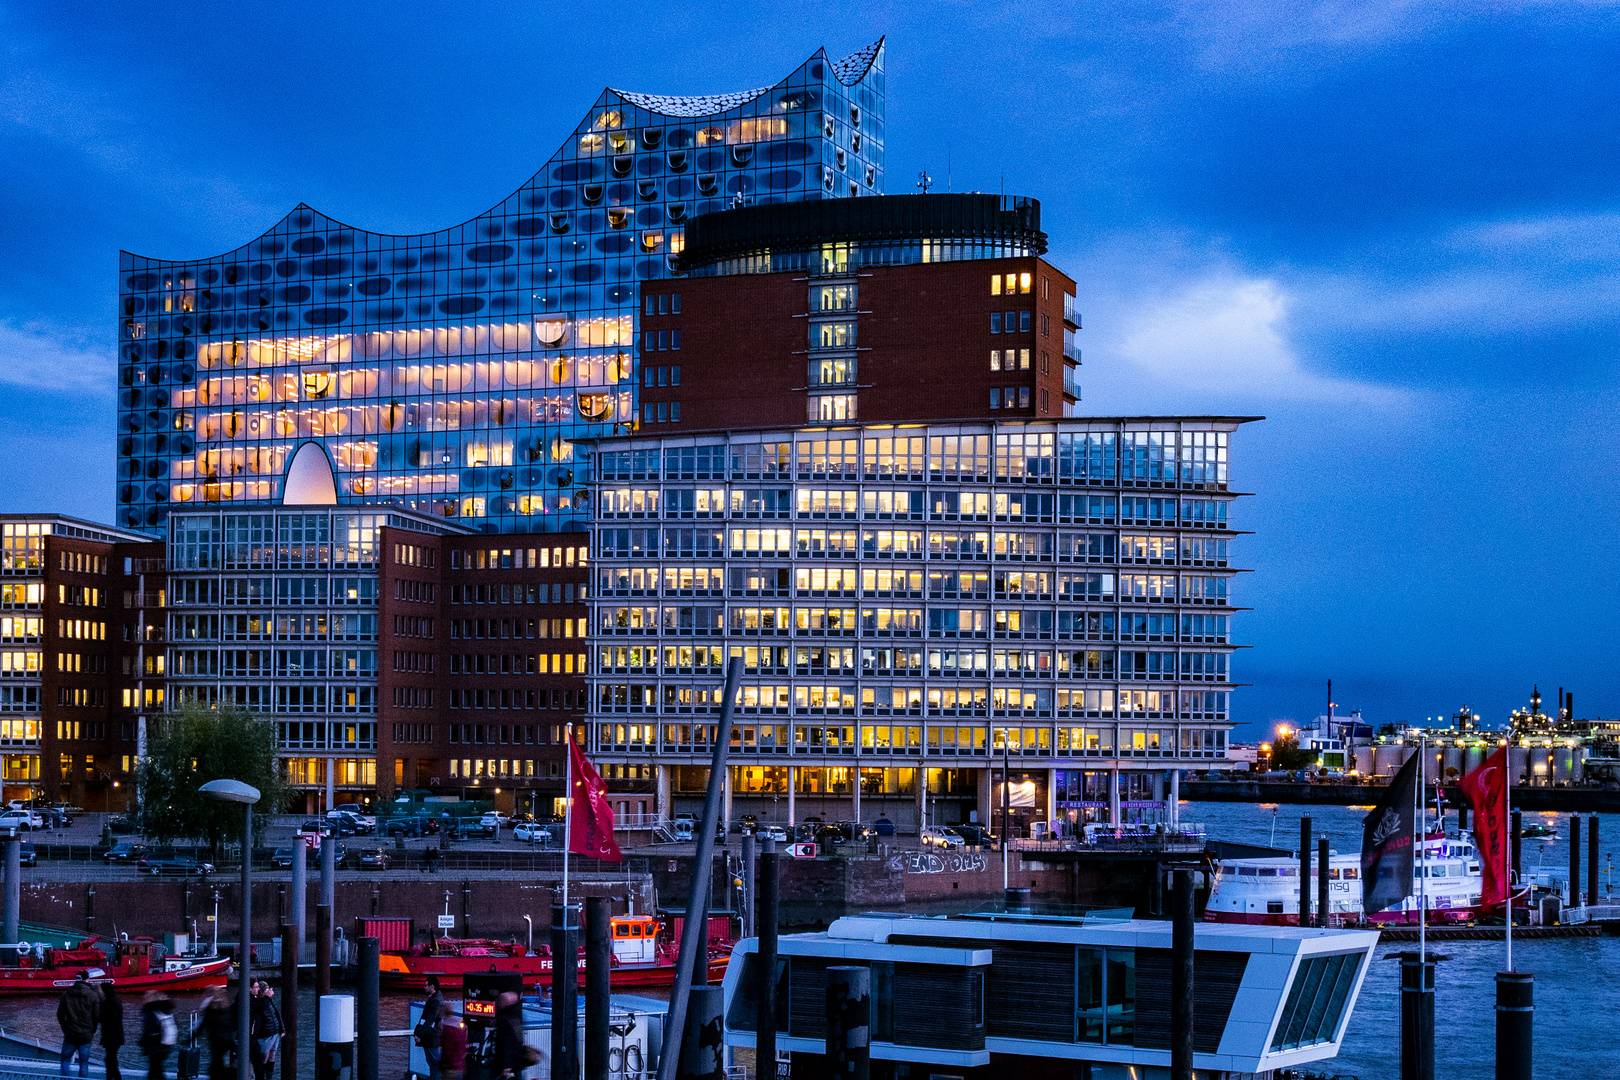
(100, 983), (126, 1080)
(139, 992), (177, 1080)
(202, 986), (234, 1080)
(493, 991), (529, 1078)
(56, 970), (100, 1078)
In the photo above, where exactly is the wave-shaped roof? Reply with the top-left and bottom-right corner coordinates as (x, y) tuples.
(609, 37), (883, 119)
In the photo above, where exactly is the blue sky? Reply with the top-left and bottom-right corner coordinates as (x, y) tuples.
(1, 2), (1616, 736)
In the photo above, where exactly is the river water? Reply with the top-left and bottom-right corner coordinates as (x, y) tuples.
(1189, 799), (1620, 1079)
(2, 801), (1615, 1078)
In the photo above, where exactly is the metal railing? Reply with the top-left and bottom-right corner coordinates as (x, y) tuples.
(613, 812), (663, 829)
(1563, 903), (1620, 925)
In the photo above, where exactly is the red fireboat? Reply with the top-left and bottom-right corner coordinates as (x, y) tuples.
(0, 936), (231, 997)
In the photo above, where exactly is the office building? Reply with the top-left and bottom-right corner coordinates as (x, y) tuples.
(641, 193), (1081, 428)
(584, 419), (1247, 834)
(0, 516), (162, 810)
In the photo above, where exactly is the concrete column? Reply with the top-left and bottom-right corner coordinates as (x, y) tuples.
(976, 768), (992, 826)
(656, 765), (671, 821)
(1044, 768), (1057, 838)
(787, 766), (796, 826)
(1169, 769), (1181, 827)
(721, 766), (733, 832)
(916, 767), (928, 832)
(1109, 767), (1121, 825)
(851, 765), (861, 823)
(325, 758), (336, 811)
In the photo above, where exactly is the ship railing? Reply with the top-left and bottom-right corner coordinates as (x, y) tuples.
(1564, 903), (1620, 925)
(613, 812), (663, 830)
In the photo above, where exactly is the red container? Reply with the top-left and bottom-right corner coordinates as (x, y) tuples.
(357, 917), (414, 952)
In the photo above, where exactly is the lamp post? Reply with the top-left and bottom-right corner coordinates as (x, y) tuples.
(200, 779), (262, 1080)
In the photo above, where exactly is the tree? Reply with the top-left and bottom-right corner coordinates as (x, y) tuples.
(135, 702), (288, 854)
(1270, 732), (1315, 772)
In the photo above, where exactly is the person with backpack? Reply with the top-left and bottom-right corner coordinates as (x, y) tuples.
(251, 980), (284, 1080)
(99, 983), (126, 1080)
(139, 992), (177, 1080)
(418, 975), (446, 1080)
(201, 987), (235, 1080)
(57, 971), (100, 1078)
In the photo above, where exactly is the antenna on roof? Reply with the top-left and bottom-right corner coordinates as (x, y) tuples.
(917, 170), (933, 194)
(947, 153), (952, 192)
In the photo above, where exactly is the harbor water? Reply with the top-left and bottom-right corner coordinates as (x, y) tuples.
(1191, 799), (1620, 1079)
(0, 801), (1615, 1078)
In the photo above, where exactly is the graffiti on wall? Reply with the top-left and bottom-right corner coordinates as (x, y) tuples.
(888, 850), (989, 875)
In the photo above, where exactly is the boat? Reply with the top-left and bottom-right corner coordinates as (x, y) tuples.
(1521, 823), (1558, 840)
(0, 935), (231, 996)
(374, 913), (732, 991)
(1205, 832), (1488, 926)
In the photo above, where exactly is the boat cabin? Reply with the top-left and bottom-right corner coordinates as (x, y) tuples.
(722, 910), (1379, 1080)
(611, 916), (661, 965)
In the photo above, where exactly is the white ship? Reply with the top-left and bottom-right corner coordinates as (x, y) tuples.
(1205, 832), (1486, 926)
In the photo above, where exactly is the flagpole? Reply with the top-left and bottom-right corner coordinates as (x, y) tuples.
(1418, 736), (1426, 961)
(563, 722), (574, 911)
(1505, 743), (1513, 972)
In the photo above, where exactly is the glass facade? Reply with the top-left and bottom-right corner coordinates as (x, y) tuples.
(163, 507), (462, 793)
(585, 419), (1242, 772)
(117, 42), (886, 535)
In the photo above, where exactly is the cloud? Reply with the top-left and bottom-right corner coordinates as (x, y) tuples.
(0, 321), (114, 394)
(1110, 273), (1407, 403)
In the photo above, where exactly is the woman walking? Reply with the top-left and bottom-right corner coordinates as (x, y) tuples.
(99, 983), (125, 1080)
(139, 992), (177, 1080)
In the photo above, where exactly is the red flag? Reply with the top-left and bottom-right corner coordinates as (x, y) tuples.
(568, 740), (623, 863)
(1459, 747), (1508, 907)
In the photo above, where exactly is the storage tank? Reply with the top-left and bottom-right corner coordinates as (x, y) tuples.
(1373, 744), (1408, 778)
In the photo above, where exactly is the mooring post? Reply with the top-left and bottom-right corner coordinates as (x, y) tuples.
(1172, 869), (1194, 1080)
(1495, 970), (1533, 1080)
(280, 923), (298, 1080)
(826, 966), (871, 1080)
(1, 833), (19, 965)
(1588, 815), (1600, 907)
(586, 896), (611, 1080)
(551, 901), (579, 1080)
(676, 985), (725, 1080)
(357, 936), (379, 1080)
(1299, 816), (1312, 927)
(315, 903), (331, 998)
(757, 837), (779, 1079)
(291, 837), (307, 970)
(740, 832), (756, 940)
(1400, 953), (1435, 1080)
(1317, 836), (1330, 928)
(1569, 816), (1582, 907)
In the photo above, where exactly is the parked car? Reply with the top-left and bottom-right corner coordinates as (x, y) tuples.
(835, 822), (876, 844)
(757, 825), (790, 843)
(332, 803), (378, 829)
(671, 814), (696, 842)
(356, 849), (390, 871)
(0, 810), (41, 832)
(948, 824), (996, 847)
(448, 819), (495, 840)
(513, 823), (555, 845)
(308, 815), (358, 837)
(17, 841), (36, 867)
(325, 811), (371, 835)
(103, 841), (150, 864)
(872, 817), (897, 838)
(138, 854), (214, 877)
(107, 815), (137, 834)
(738, 814), (759, 835)
(792, 822), (821, 843)
(479, 812), (509, 830)
(813, 826), (845, 848)
(383, 816), (438, 838)
(921, 827), (965, 849)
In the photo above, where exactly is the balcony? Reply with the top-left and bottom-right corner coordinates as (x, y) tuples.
(1063, 297), (1081, 329)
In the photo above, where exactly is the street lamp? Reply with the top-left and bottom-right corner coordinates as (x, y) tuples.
(200, 779), (261, 1080)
